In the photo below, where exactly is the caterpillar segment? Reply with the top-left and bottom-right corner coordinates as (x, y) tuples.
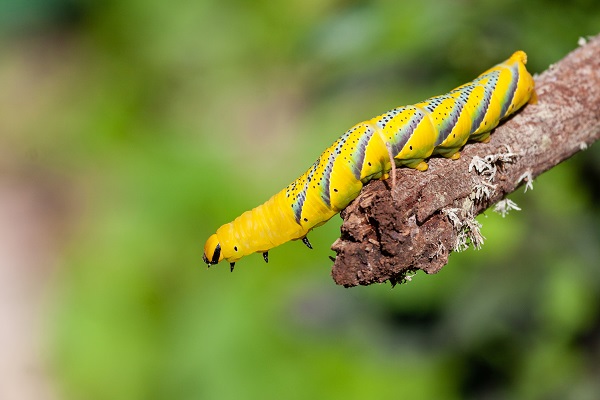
(203, 51), (535, 268)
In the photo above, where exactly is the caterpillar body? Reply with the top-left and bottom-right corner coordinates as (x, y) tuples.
(203, 51), (535, 270)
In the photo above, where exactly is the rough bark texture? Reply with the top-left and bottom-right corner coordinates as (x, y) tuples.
(331, 35), (600, 287)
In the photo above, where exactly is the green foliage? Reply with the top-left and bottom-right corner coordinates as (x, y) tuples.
(2, 0), (600, 399)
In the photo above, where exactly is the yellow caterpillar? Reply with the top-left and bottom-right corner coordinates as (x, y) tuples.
(203, 51), (536, 270)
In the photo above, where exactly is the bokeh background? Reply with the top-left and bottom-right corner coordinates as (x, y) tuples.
(1, 1), (600, 399)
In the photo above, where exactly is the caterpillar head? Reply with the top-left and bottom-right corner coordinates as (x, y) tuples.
(203, 234), (223, 265)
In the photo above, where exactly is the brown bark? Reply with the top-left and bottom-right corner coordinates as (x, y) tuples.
(331, 34), (600, 287)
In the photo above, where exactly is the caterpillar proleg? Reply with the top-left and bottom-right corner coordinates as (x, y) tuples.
(203, 51), (535, 269)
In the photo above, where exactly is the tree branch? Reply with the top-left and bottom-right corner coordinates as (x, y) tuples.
(331, 34), (600, 287)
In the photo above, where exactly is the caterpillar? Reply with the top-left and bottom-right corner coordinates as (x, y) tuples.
(203, 51), (536, 270)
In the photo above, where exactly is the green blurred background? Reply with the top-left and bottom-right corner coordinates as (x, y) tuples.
(1, 0), (599, 399)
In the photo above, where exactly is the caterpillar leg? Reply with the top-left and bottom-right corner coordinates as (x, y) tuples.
(528, 89), (538, 104)
(384, 142), (398, 190)
(263, 252), (269, 263)
(399, 160), (429, 171)
(441, 150), (461, 160)
(434, 145), (463, 160)
(414, 161), (429, 171)
(470, 132), (491, 143)
(302, 236), (313, 249)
